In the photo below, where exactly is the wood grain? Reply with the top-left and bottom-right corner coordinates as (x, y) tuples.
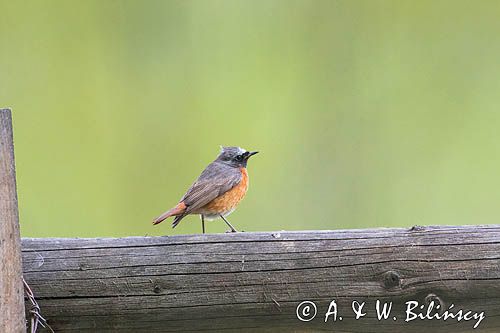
(22, 225), (500, 332)
(0, 108), (26, 332)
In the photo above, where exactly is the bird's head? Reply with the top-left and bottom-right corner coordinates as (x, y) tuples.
(216, 146), (258, 168)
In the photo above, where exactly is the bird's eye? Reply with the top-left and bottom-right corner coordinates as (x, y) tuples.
(235, 154), (243, 161)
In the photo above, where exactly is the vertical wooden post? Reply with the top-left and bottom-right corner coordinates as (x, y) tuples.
(0, 109), (26, 332)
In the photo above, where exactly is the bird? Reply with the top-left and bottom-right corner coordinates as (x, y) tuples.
(152, 146), (258, 233)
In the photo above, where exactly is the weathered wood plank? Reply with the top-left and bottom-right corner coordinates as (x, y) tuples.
(23, 225), (500, 332)
(0, 108), (26, 332)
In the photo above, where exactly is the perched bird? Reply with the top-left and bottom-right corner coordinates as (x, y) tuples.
(153, 146), (258, 233)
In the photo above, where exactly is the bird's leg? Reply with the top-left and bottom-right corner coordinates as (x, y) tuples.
(219, 214), (238, 232)
(201, 215), (205, 234)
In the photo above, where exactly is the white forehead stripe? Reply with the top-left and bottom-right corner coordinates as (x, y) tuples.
(220, 146), (246, 154)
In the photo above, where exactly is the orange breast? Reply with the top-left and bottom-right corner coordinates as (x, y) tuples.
(201, 167), (249, 214)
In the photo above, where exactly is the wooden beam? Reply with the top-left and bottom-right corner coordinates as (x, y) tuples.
(0, 108), (26, 332)
(22, 225), (500, 332)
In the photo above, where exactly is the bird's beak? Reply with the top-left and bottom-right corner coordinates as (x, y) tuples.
(248, 151), (259, 157)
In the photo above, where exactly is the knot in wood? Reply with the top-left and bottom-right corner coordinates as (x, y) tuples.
(382, 270), (401, 289)
(425, 293), (444, 313)
(153, 284), (162, 294)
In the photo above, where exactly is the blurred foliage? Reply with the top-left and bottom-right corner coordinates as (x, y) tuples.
(1, 0), (500, 237)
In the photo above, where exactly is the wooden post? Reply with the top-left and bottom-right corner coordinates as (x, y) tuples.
(0, 108), (26, 332)
(22, 226), (500, 332)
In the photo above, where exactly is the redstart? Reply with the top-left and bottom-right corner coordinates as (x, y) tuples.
(152, 146), (258, 233)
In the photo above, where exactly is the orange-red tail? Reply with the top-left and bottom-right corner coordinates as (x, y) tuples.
(152, 202), (186, 225)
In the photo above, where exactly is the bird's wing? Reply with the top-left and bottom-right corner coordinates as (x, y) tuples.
(181, 162), (242, 214)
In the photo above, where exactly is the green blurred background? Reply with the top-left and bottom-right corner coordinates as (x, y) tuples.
(1, 0), (500, 237)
